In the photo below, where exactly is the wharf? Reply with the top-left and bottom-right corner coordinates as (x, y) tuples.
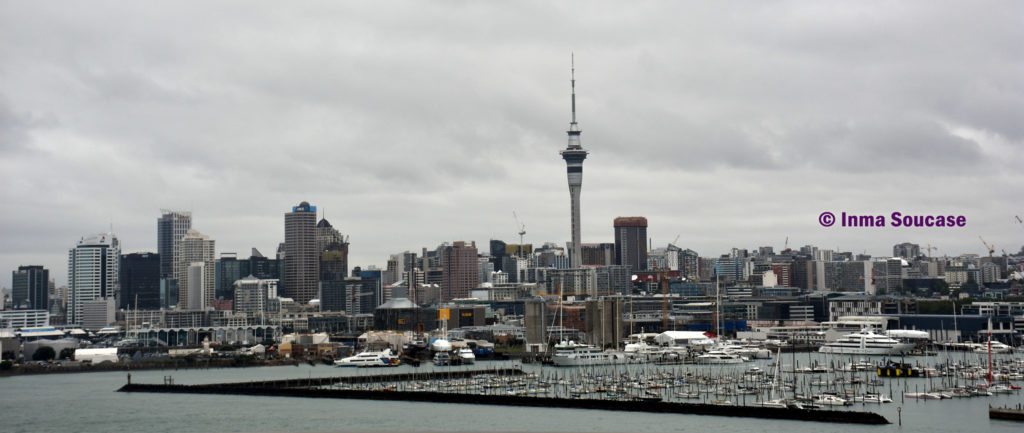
(118, 372), (889, 425)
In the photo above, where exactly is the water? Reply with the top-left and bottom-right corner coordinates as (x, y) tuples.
(2, 356), (1022, 433)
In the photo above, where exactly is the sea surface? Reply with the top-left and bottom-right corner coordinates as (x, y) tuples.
(2, 353), (1023, 433)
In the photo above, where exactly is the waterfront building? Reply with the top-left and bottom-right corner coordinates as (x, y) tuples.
(284, 201), (319, 304)
(11, 265), (48, 310)
(613, 217), (648, 272)
(67, 233), (119, 326)
(80, 297), (115, 331)
(120, 252), (160, 310)
(560, 56), (588, 269)
(0, 309), (49, 328)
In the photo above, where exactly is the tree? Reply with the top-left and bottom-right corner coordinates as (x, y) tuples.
(32, 346), (56, 362)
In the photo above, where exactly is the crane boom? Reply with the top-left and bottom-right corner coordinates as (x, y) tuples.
(979, 236), (995, 257)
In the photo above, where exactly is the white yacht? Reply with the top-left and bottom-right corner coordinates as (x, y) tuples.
(819, 328), (914, 355)
(696, 350), (747, 364)
(334, 348), (400, 367)
(551, 341), (631, 367)
(971, 341), (1012, 354)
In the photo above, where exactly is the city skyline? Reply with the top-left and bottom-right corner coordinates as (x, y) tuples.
(2, 3), (1023, 287)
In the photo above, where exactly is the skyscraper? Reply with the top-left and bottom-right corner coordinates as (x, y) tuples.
(284, 201), (319, 304)
(177, 229), (215, 309)
(120, 253), (160, 310)
(560, 55), (588, 269)
(441, 241), (479, 301)
(158, 210), (191, 306)
(11, 265), (48, 310)
(613, 216), (648, 271)
(68, 233), (120, 325)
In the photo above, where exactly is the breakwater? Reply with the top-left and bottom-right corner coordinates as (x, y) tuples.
(118, 375), (890, 425)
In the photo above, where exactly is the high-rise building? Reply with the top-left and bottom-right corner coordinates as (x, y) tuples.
(893, 243), (921, 260)
(613, 217), (648, 271)
(441, 241), (479, 301)
(177, 229), (215, 309)
(581, 243), (614, 266)
(157, 210), (191, 302)
(11, 265), (48, 310)
(67, 233), (119, 325)
(215, 253), (241, 300)
(560, 56), (588, 269)
(317, 218), (348, 279)
(284, 201), (319, 304)
(120, 253), (160, 310)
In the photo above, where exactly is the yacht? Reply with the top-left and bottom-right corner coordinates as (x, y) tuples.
(812, 394), (849, 406)
(971, 341), (1012, 354)
(819, 328), (914, 355)
(696, 350), (746, 364)
(334, 348), (400, 367)
(852, 393), (893, 403)
(551, 341), (631, 367)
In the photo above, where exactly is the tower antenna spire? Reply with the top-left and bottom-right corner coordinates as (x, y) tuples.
(570, 52), (577, 127)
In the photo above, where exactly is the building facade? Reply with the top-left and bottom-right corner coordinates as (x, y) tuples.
(177, 229), (215, 309)
(11, 265), (48, 310)
(441, 241), (480, 301)
(120, 252), (160, 310)
(613, 216), (648, 272)
(67, 233), (120, 326)
(284, 201), (319, 304)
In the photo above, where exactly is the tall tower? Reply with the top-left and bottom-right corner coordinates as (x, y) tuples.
(284, 201), (319, 304)
(560, 54), (588, 268)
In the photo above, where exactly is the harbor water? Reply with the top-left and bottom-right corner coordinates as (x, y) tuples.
(3, 353), (1023, 433)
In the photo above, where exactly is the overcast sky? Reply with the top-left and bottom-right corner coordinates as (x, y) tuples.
(2, 1), (1022, 287)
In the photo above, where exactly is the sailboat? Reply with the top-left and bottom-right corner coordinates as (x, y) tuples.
(757, 347), (789, 408)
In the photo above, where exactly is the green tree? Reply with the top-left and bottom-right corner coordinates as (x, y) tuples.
(32, 346), (56, 361)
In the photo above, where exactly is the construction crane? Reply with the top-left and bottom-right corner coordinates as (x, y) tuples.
(924, 244), (937, 258)
(784, 236), (789, 252)
(672, 234), (681, 247)
(979, 236), (995, 257)
(1016, 215), (1023, 225)
(513, 211), (526, 258)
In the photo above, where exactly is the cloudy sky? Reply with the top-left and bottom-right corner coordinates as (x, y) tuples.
(2, 1), (1022, 287)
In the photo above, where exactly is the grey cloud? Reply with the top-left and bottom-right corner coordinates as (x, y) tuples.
(1, 1), (1022, 285)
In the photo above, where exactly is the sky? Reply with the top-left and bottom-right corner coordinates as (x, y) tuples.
(1, 1), (1023, 287)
